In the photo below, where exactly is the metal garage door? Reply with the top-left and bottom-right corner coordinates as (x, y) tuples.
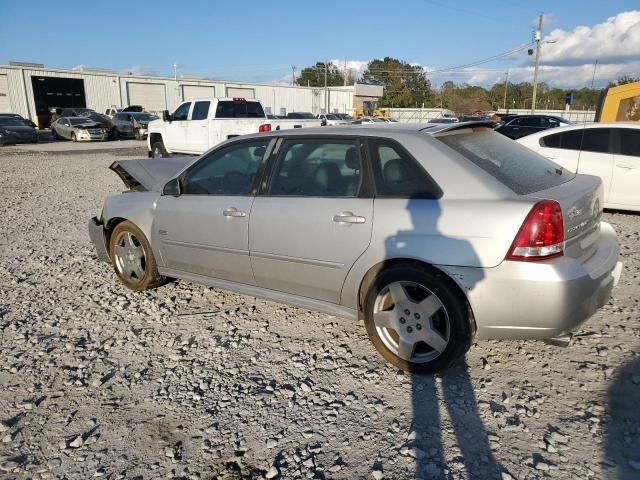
(0, 75), (11, 112)
(126, 82), (166, 114)
(226, 87), (255, 99)
(182, 85), (215, 101)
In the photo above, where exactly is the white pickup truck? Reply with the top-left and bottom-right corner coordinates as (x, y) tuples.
(147, 98), (322, 157)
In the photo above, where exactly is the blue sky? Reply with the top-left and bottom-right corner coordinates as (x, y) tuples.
(1, 0), (638, 88)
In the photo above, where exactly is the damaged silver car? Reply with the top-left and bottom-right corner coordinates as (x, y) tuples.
(89, 124), (622, 373)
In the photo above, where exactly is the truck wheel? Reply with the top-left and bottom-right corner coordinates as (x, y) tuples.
(151, 140), (169, 158)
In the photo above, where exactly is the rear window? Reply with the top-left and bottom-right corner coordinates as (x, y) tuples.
(437, 129), (574, 195)
(215, 101), (265, 118)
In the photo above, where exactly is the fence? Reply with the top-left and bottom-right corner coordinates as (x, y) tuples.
(496, 109), (596, 124)
(384, 108), (455, 123)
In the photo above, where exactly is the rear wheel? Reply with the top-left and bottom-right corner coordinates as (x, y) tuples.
(363, 265), (471, 373)
(109, 221), (165, 291)
(111, 128), (119, 140)
(134, 129), (142, 140)
(151, 140), (169, 158)
(71, 132), (77, 142)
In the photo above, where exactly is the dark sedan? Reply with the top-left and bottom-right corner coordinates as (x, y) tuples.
(495, 114), (572, 140)
(0, 113), (37, 129)
(0, 116), (38, 144)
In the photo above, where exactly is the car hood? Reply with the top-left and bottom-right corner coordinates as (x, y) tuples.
(109, 157), (193, 192)
(73, 122), (103, 129)
(0, 125), (35, 133)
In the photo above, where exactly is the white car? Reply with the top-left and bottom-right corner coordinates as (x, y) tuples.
(359, 116), (388, 125)
(517, 123), (640, 212)
(318, 113), (347, 126)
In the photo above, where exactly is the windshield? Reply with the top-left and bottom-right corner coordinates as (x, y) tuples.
(0, 118), (23, 126)
(131, 113), (157, 121)
(78, 111), (99, 118)
(371, 117), (386, 123)
(437, 128), (574, 195)
(325, 114), (339, 120)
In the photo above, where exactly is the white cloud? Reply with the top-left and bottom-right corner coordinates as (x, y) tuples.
(542, 10), (640, 65)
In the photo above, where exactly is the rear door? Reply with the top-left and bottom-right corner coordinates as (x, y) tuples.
(610, 127), (640, 208)
(186, 100), (211, 153)
(249, 137), (373, 303)
(164, 102), (191, 152)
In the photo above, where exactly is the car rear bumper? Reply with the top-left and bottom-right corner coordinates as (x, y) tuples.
(88, 216), (110, 263)
(439, 221), (621, 340)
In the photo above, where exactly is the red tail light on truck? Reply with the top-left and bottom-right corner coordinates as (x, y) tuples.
(507, 200), (564, 261)
(258, 123), (272, 133)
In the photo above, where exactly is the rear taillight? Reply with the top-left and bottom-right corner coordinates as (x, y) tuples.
(506, 200), (564, 261)
(258, 123), (271, 133)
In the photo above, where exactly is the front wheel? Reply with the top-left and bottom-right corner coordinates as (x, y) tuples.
(109, 221), (165, 291)
(134, 129), (142, 140)
(151, 140), (169, 158)
(71, 132), (77, 142)
(363, 265), (472, 373)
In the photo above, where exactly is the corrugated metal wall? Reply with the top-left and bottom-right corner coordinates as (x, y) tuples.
(0, 66), (356, 121)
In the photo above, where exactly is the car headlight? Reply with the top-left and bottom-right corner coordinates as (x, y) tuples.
(77, 129), (88, 134)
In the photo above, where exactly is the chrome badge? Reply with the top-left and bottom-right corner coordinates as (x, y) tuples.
(567, 206), (583, 218)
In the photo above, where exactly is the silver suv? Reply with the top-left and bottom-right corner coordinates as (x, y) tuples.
(89, 123), (621, 373)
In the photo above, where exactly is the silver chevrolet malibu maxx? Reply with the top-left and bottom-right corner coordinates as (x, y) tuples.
(89, 123), (622, 373)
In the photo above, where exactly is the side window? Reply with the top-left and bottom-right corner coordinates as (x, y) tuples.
(268, 139), (362, 197)
(543, 117), (560, 128)
(618, 129), (640, 157)
(542, 128), (610, 153)
(173, 102), (191, 121)
(191, 101), (210, 121)
(369, 139), (441, 198)
(581, 128), (611, 153)
(522, 117), (542, 127)
(113, 113), (122, 121)
(509, 118), (524, 126)
(182, 140), (269, 195)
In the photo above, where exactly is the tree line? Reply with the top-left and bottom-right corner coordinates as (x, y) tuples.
(296, 57), (639, 113)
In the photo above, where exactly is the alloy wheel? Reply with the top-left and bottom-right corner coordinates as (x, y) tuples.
(113, 231), (146, 284)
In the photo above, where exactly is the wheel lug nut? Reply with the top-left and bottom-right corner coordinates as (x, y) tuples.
(407, 326), (413, 333)
(399, 317), (406, 324)
(416, 324), (422, 330)
(404, 309), (411, 315)
(414, 313), (421, 319)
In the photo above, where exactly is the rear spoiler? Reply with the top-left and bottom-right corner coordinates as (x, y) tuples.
(423, 121), (499, 135)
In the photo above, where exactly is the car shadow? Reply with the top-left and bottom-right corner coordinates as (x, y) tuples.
(380, 197), (506, 478)
(604, 356), (640, 478)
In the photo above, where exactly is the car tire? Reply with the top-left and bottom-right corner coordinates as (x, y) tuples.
(71, 132), (77, 142)
(134, 129), (142, 141)
(363, 265), (472, 374)
(109, 221), (165, 292)
(151, 140), (169, 158)
(51, 129), (58, 140)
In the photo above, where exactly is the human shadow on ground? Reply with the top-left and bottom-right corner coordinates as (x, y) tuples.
(604, 356), (640, 478)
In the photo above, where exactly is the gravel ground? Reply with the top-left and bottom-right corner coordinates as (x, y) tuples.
(0, 148), (638, 480)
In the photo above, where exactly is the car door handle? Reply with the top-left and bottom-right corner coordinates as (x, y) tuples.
(333, 212), (366, 224)
(223, 208), (246, 218)
(616, 163), (636, 170)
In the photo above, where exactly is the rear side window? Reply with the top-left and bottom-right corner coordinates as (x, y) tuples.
(215, 101), (265, 118)
(191, 101), (210, 120)
(369, 139), (441, 198)
(437, 129), (573, 195)
(542, 128), (611, 153)
(268, 139), (362, 197)
(617, 129), (640, 157)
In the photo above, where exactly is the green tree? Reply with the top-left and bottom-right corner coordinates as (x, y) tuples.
(296, 62), (351, 87)
(362, 57), (434, 108)
(607, 75), (640, 88)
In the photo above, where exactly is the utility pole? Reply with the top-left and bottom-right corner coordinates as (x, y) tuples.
(291, 65), (296, 86)
(343, 60), (347, 87)
(324, 61), (328, 114)
(173, 63), (177, 81)
(503, 69), (509, 112)
(531, 13), (543, 115)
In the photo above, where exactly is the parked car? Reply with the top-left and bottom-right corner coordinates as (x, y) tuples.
(112, 112), (159, 140)
(459, 115), (489, 122)
(286, 112), (317, 119)
(104, 105), (144, 118)
(0, 113), (37, 129)
(49, 107), (95, 125)
(148, 98), (322, 157)
(75, 110), (117, 139)
(50, 116), (109, 142)
(428, 117), (459, 124)
(334, 113), (355, 122)
(318, 113), (348, 126)
(495, 114), (572, 140)
(89, 122), (621, 373)
(359, 116), (387, 124)
(517, 123), (640, 212)
(0, 116), (38, 143)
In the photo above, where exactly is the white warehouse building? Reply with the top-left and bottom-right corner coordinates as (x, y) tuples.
(0, 63), (381, 128)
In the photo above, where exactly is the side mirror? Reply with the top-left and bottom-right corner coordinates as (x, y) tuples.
(163, 178), (181, 197)
(162, 110), (171, 122)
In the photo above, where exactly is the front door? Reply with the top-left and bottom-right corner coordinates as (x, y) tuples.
(610, 127), (640, 208)
(164, 101), (191, 152)
(154, 138), (271, 284)
(250, 138), (373, 303)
